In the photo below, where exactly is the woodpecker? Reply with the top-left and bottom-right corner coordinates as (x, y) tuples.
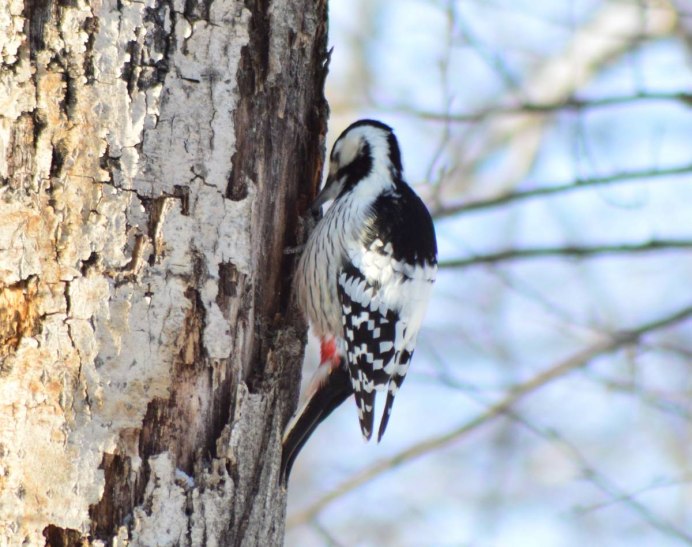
(282, 120), (437, 480)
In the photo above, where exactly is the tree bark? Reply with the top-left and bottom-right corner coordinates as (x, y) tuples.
(0, 0), (328, 544)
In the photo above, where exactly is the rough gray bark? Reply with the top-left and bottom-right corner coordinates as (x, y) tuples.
(0, 0), (328, 544)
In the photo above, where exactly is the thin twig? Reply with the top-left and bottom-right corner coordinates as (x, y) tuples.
(309, 519), (347, 547)
(430, 336), (692, 542)
(432, 163), (692, 218)
(503, 409), (692, 544)
(455, 8), (522, 93)
(287, 303), (692, 529)
(439, 239), (692, 268)
(574, 475), (692, 516)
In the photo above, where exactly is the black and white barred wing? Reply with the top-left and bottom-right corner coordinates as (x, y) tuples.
(337, 263), (396, 440)
(337, 252), (435, 441)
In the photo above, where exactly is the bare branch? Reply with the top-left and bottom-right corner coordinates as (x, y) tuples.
(431, 336), (692, 541)
(574, 475), (692, 517)
(435, 0), (678, 199)
(503, 409), (692, 544)
(455, 8), (522, 93)
(310, 520), (348, 547)
(395, 92), (692, 123)
(432, 163), (692, 218)
(440, 239), (692, 269)
(287, 302), (692, 529)
(583, 370), (692, 421)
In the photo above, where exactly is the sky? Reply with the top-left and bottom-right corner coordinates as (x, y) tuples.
(286, 1), (692, 545)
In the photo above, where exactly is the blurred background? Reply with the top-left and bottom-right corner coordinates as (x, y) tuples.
(286, 1), (692, 545)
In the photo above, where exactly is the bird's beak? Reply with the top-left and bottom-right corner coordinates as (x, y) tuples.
(310, 174), (339, 214)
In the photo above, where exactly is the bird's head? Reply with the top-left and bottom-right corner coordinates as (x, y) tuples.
(311, 119), (403, 212)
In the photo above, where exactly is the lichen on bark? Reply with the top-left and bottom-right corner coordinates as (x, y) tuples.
(0, 0), (328, 544)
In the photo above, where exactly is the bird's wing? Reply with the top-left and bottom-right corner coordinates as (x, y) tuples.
(337, 262), (398, 440)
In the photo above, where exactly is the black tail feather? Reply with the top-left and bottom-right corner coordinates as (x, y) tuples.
(377, 366), (409, 442)
(359, 384), (375, 441)
(377, 389), (396, 442)
(281, 364), (354, 485)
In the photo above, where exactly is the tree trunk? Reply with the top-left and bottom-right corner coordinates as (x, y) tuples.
(0, 0), (327, 544)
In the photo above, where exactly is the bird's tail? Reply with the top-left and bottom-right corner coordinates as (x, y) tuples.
(377, 352), (412, 442)
(281, 357), (353, 484)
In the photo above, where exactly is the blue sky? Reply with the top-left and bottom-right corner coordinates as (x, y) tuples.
(287, 1), (692, 545)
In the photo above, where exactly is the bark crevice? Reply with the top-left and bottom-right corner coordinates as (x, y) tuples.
(1, 0), (328, 544)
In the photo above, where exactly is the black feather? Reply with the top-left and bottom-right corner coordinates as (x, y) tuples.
(280, 362), (354, 485)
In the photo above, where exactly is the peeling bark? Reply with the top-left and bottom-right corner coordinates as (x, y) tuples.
(0, 0), (328, 544)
